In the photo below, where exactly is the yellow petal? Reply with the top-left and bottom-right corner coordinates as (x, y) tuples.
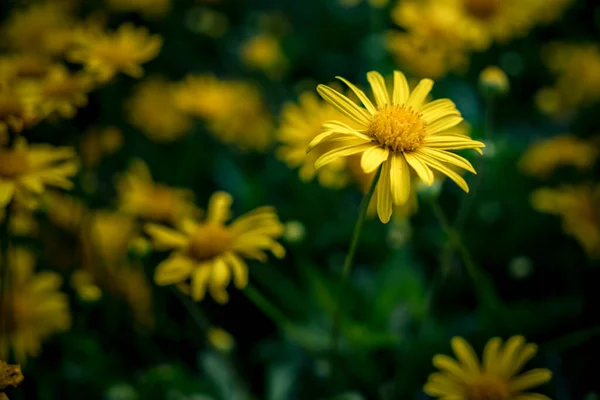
(191, 262), (212, 301)
(392, 70), (409, 105)
(314, 141), (376, 170)
(317, 84), (371, 127)
(404, 152), (434, 185)
(145, 223), (189, 250)
(432, 354), (469, 380)
(416, 151), (470, 192)
(224, 252), (248, 289)
(154, 254), (194, 285)
(498, 336), (526, 377)
(337, 76), (377, 114)
(428, 115), (464, 135)
(0, 181), (15, 207)
(483, 337), (502, 375)
(367, 71), (390, 108)
(407, 78), (433, 110)
(360, 146), (389, 173)
(390, 153), (411, 205)
(508, 344), (538, 378)
(207, 191), (232, 224)
(451, 337), (480, 374)
(509, 369), (552, 392)
(376, 160), (392, 223)
(420, 148), (476, 174)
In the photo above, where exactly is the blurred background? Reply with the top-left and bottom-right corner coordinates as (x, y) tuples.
(1, 0), (600, 399)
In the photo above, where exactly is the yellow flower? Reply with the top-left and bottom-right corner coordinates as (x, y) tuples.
(207, 327), (235, 353)
(126, 77), (193, 142)
(531, 184), (600, 259)
(276, 91), (353, 189)
(0, 360), (24, 398)
(0, 54), (53, 82)
(538, 43), (600, 116)
(308, 70), (484, 223)
(68, 23), (163, 83)
(79, 126), (123, 169)
(425, 336), (552, 400)
(0, 248), (71, 364)
(479, 66), (510, 97)
(241, 34), (288, 79)
(1, 1), (77, 56)
(0, 137), (78, 209)
(71, 270), (102, 302)
(0, 84), (39, 135)
(174, 75), (274, 151)
(117, 159), (200, 224)
(519, 135), (598, 178)
(19, 64), (94, 119)
(107, 0), (172, 18)
(145, 191), (285, 303)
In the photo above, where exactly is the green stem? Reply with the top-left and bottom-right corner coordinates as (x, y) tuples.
(330, 165), (382, 352)
(172, 287), (209, 331)
(244, 283), (291, 330)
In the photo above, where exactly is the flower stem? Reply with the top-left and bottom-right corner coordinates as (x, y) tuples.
(330, 165), (382, 353)
(244, 282), (291, 330)
(171, 287), (209, 331)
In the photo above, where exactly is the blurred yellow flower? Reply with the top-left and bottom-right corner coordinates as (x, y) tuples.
(107, 0), (171, 18)
(308, 70), (484, 223)
(71, 270), (102, 302)
(425, 336), (552, 400)
(117, 159), (200, 224)
(68, 23), (163, 83)
(0, 54), (52, 82)
(207, 327), (235, 353)
(90, 211), (138, 265)
(538, 43), (600, 116)
(276, 91), (353, 189)
(532, 184), (600, 259)
(519, 135), (598, 178)
(338, 0), (389, 8)
(0, 203), (38, 238)
(42, 190), (86, 234)
(0, 85), (39, 135)
(174, 75), (274, 151)
(0, 137), (78, 209)
(0, 248), (71, 364)
(126, 77), (193, 142)
(20, 64), (94, 119)
(0, 360), (24, 399)
(241, 34), (288, 79)
(1, 1), (77, 56)
(145, 191), (285, 303)
(479, 66), (510, 97)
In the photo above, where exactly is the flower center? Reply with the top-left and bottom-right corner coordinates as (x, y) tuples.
(0, 150), (30, 178)
(464, 0), (502, 20)
(467, 375), (511, 400)
(188, 223), (233, 261)
(368, 105), (427, 153)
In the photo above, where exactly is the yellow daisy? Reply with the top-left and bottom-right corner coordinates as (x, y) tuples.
(126, 77), (193, 142)
(68, 23), (163, 83)
(519, 135), (598, 179)
(0, 248), (71, 364)
(20, 64), (94, 119)
(308, 70), (484, 223)
(116, 159), (200, 224)
(425, 336), (552, 400)
(277, 91), (353, 189)
(145, 191), (285, 304)
(0, 137), (78, 209)
(531, 184), (600, 259)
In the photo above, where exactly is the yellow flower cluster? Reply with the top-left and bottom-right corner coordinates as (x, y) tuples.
(388, 0), (573, 78)
(532, 184), (600, 259)
(174, 74), (274, 151)
(537, 43), (600, 116)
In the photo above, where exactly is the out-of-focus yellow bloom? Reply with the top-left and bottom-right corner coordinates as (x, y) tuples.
(71, 270), (102, 302)
(19, 64), (94, 119)
(126, 77), (193, 142)
(0, 203), (38, 238)
(0, 85), (39, 135)
(425, 336), (552, 400)
(42, 190), (85, 234)
(519, 135), (598, 178)
(0, 54), (52, 83)
(117, 159), (200, 224)
(0, 360), (24, 399)
(80, 126), (123, 169)
(532, 184), (600, 259)
(277, 91), (353, 189)
(241, 34), (288, 79)
(308, 70), (484, 223)
(0, 137), (78, 209)
(90, 211), (138, 265)
(145, 191), (285, 303)
(538, 43), (600, 116)
(0, 248), (71, 364)
(207, 327), (235, 353)
(107, 0), (171, 18)
(68, 23), (163, 83)
(1, 2), (77, 57)
(479, 66), (510, 97)
(174, 75), (274, 151)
